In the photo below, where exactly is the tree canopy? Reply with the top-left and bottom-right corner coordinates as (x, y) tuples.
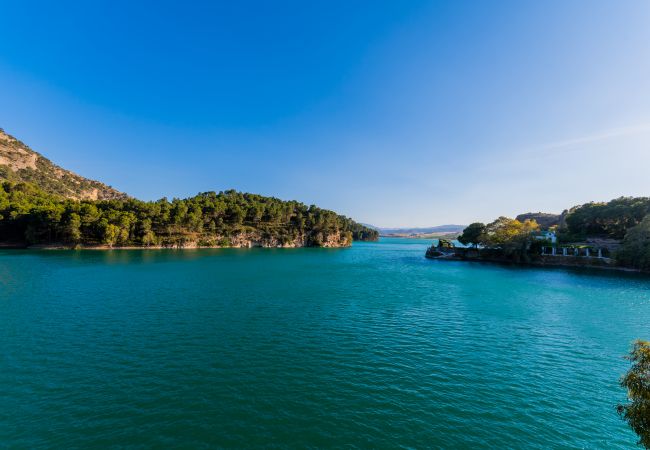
(455, 217), (540, 261)
(458, 222), (485, 247)
(617, 215), (650, 271)
(0, 181), (378, 248)
(618, 340), (650, 449)
(453, 196), (650, 271)
(563, 197), (650, 240)
(515, 212), (560, 230)
(481, 217), (539, 246)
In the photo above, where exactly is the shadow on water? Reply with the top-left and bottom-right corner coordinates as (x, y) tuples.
(0, 246), (352, 267)
(423, 256), (650, 283)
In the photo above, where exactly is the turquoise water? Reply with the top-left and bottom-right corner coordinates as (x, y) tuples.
(1, 238), (649, 448)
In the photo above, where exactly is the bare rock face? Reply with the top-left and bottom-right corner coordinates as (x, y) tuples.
(146, 230), (352, 249)
(0, 128), (127, 200)
(217, 230), (352, 248)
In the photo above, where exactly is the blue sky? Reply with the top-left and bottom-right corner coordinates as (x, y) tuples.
(1, 1), (649, 226)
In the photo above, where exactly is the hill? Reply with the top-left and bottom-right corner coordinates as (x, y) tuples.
(0, 128), (377, 248)
(0, 128), (126, 200)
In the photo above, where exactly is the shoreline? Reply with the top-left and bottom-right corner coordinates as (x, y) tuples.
(0, 243), (354, 250)
(425, 253), (646, 275)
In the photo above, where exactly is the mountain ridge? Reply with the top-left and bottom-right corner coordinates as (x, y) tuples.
(363, 224), (466, 236)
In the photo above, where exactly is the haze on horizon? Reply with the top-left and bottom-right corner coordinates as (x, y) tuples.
(1, 1), (649, 228)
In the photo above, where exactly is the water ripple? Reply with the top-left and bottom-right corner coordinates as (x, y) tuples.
(0, 241), (648, 448)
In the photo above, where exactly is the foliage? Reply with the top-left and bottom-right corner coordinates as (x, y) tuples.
(563, 197), (650, 240)
(479, 217), (540, 260)
(437, 238), (453, 249)
(481, 217), (539, 246)
(455, 197), (650, 268)
(458, 222), (485, 247)
(515, 212), (560, 230)
(617, 215), (650, 271)
(618, 340), (650, 449)
(0, 182), (378, 247)
(0, 129), (126, 201)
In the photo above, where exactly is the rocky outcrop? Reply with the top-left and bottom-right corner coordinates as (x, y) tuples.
(207, 230), (352, 248)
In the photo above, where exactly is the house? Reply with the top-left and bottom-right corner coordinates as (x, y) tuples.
(533, 230), (557, 244)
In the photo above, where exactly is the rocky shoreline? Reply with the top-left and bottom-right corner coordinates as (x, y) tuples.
(0, 230), (354, 250)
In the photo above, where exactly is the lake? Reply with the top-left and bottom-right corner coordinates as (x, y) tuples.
(1, 238), (649, 448)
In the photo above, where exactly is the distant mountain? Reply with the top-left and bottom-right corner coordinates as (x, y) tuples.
(364, 224), (466, 236)
(0, 128), (126, 200)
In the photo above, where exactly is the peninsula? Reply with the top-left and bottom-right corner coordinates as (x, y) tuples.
(0, 129), (378, 249)
(427, 198), (650, 273)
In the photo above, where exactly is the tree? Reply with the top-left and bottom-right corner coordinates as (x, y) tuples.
(137, 218), (157, 246)
(565, 197), (650, 239)
(0, 181), (377, 248)
(617, 215), (650, 271)
(458, 222), (485, 247)
(618, 340), (650, 448)
(99, 220), (120, 247)
(480, 217), (540, 260)
(65, 213), (82, 244)
(481, 217), (539, 247)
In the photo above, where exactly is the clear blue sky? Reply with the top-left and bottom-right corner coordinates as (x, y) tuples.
(1, 1), (649, 226)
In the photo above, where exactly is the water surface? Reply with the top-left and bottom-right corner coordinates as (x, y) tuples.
(1, 238), (649, 448)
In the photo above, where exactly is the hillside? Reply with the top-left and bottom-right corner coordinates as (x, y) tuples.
(0, 128), (126, 200)
(0, 129), (377, 248)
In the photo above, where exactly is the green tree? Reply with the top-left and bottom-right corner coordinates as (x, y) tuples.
(617, 215), (650, 271)
(618, 340), (650, 449)
(565, 197), (650, 239)
(458, 222), (485, 247)
(480, 217), (539, 260)
(481, 217), (539, 247)
(65, 213), (82, 244)
(0, 181), (377, 248)
(99, 220), (120, 247)
(137, 218), (157, 246)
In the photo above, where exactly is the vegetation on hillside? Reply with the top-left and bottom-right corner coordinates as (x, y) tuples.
(0, 128), (126, 200)
(562, 197), (650, 241)
(617, 216), (650, 271)
(451, 196), (650, 271)
(618, 340), (650, 449)
(0, 182), (378, 248)
(515, 212), (560, 229)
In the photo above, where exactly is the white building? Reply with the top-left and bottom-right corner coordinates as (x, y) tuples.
(534, 231), (557, 244)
